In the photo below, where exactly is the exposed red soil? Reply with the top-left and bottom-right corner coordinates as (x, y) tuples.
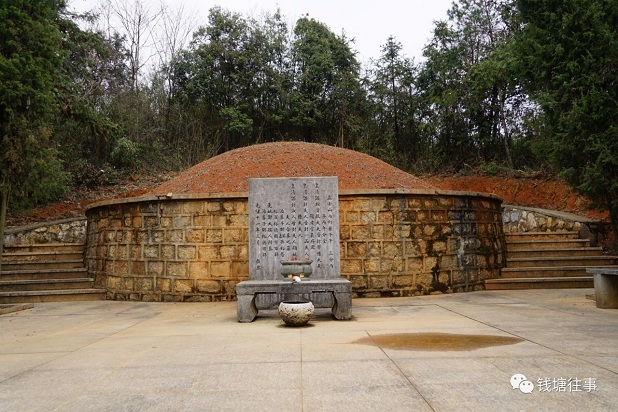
(426, 175), (608, 220)
(5, 142), (609, 227)
(151, 142), (437, 194)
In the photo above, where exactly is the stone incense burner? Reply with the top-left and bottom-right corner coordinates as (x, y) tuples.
(280, 258), (313, 279)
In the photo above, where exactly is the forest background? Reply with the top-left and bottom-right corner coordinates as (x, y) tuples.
(1, 0), (618, 242)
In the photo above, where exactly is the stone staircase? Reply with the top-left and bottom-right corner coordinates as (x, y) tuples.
(485, 232), (618, 290)
(0, 243), (105, 303)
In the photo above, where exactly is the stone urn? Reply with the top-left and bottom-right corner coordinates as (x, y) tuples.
(280, 259), (313, 279)
(278, 300), (315, 326)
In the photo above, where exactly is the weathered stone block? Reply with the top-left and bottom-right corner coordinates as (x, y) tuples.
(160, 217), (173, 228)
(142, 294), (160, 302)
(361, 212), (376, 224)
(144, 216), (159, 229)
(206, 229), (222, 243)
(372, 225), (384, 239)
(370, 275), (390, 289)
(349, 275), (368, 288)
(406, 257), (423, 272)
(157, 277), (171, 292)
(147, 261), (164, 276)
(223, 228), (243, 243)
(238, 245), (248, 259)
(378, 211), (394, 224)
(231, 260), (249, 276)
(346, 212), (359, 223)
(163, 294), (182, 302)
(219, 245), (236, 258)
(372, 198), (387, 211)
(365, 258), (380, 273)
(339, 199), (353, 211)
(177, 245), (197, 259)
(123, 277), (134, 290)
(346, 241), (366, 257)
(424, 256), (438, 271)
(431, 241), (447, 254)
(136, 277), (153, 291)
(211, 261), (231, 277)
(107, 276), (122, 289)
(122, 230), (136, 243)
(340, 259), (362, 274)
(110, 218), (122, 229)
(198, 245), (220, 259)
(351, 226), (370, 240)
(160, 202), (182, 214)
(423, 224), (437, 237)
(173, 215), (191, 228)
(340, 225), (351, 240)
(367, 242), (381, 257)
(143, 245), (159, 259)
(197, 280), (221, 293)
(131, 261), (146, 276)
(174, 278), (194, 293)
(162, 245), (176, 259)
(383, 242), (402, 258)
(167, 261), (188, 277)
(431, 210), (447, 222)
(229, 214), (248, 226)
(223, 281), (239, 295)
(207, 201), (222, 212)
(193, 214), (211, 227)
(189, 261), (209, 277)
(114, 260), (129, 275)
(165, 229), (183, 242)
(392, 275), (415, 287)
(183, 202), (204, 214)
(186, 229), (205, 243)
(352, 199), (371, 211)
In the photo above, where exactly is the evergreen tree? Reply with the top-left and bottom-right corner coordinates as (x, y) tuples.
(515, 0), (618, 238)
(0, 0), (68, 262)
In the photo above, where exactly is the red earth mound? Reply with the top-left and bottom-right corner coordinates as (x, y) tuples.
(151, 142), (437, 194)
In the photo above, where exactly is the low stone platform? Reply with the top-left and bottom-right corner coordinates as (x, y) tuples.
(236, 279), (352, 322)
(586, 268), (618, 308)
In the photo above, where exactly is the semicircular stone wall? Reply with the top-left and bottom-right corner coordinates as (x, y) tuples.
(84, 189), (504, 302)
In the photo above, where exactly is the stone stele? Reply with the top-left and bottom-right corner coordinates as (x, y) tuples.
(248, 176), (341, 280)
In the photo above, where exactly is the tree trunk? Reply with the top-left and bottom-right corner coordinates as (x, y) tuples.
(608, 199), (618, 250)
(498, 88), (515, 169)
(0, 180), (9, 272)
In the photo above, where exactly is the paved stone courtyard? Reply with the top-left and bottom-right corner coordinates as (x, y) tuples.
(1, 289), (617, 411)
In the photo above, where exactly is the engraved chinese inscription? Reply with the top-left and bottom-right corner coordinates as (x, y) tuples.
(248, 177), (340, 280)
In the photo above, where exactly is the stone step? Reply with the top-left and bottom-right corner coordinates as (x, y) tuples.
(0, 289), (106, 304)
(3, 243), (84, 253)
(506, 239), (590, 251)
(501, 266), (595, 279)
(507, 247), (604, 259)
(0, 268), (88, 281)
(506, 256), (618, 268)
(505, 231), (580, 241)
(485, 277), (593, 290)
(0, 260), (84, 271)
(0, 278), (95, 292)
(2, 251), (84, 262)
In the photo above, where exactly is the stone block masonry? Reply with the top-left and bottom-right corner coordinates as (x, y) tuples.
(84, 189), (505, 302)
(85, 195), (249, 302)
